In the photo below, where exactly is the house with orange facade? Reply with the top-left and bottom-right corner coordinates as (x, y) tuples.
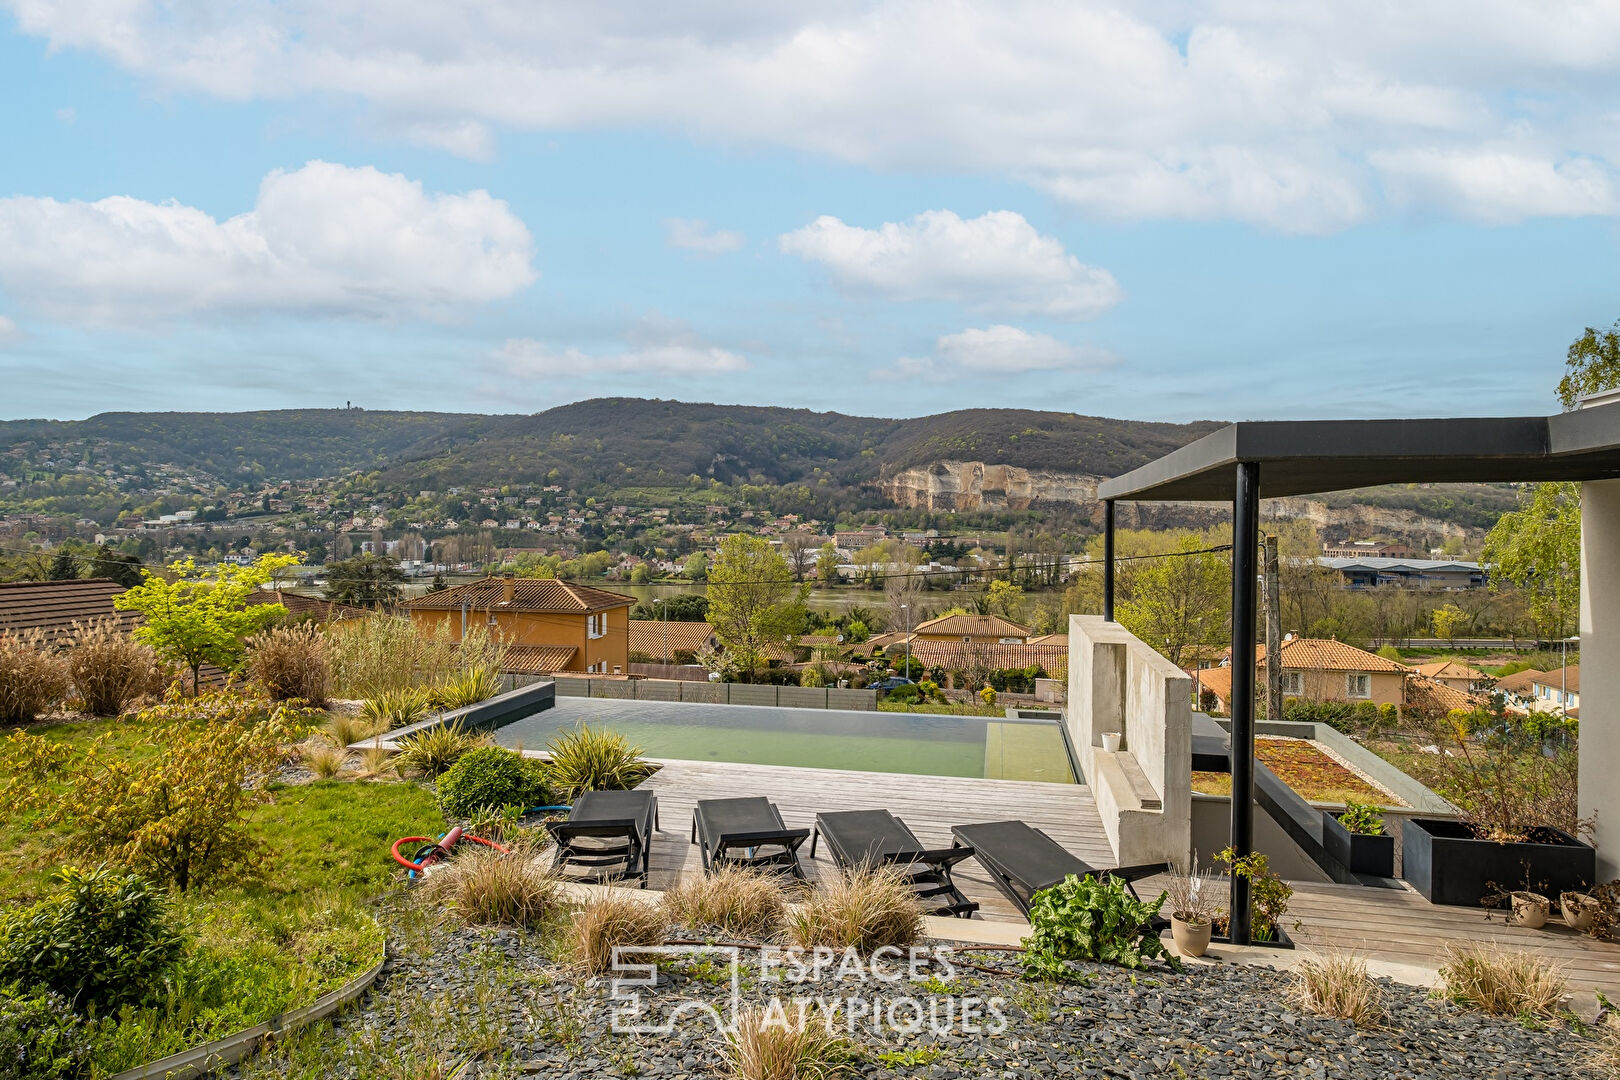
(404, 571), (634, 676)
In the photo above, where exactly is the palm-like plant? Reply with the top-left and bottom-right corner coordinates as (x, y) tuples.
(543, 725), (656, 799)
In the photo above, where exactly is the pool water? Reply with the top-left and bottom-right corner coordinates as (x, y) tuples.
(491, 697), (1076, 783)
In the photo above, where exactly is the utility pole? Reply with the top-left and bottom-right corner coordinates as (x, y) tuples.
(902, 603), (912, 681)
(1264, 534), (1282, 724)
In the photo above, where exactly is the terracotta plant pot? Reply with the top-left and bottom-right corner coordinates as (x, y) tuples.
(1171, 913), (1212, 957)
(1561, 891), (1601, 932)
(1101, 732), (1122, 753)
(1508, 891), (1550, 930)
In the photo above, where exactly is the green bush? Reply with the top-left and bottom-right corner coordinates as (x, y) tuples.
(0, 986), (88, 1080)
(436, 747), (550, 820)
(1339, 801), (1384, 836)
(884, 683), (921, 704)
(1021, 874), (1177, 980)
(544, 725), (656, 799)
(0, 867), (184, 1014)
(392, 720), (490, 778)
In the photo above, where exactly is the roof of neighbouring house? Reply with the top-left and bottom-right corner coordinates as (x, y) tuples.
(0, 578), (139, 645)
(1494, 668), (1545, 695)
(1252, 637), (1410, 674)
(501, 644), (579, 675)
(897, 639), (1068, 681)
(1404, 673), (1483, 715)
(246, 589), (373, 622)
(860, 632), (911, 652)
(1027, 633), (1069, 647)
(911, 614), (1032, 638)
(628, 619), (715, 656)
(1531, 665), (1580, 693)
(405, 576), (633, 614)
(1190, 665), (1232, 705)
(1320, 558), (1483, 573)
(1412, 659), (1490, 682)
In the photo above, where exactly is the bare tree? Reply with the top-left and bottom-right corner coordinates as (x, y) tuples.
(782, 531), (817, 583)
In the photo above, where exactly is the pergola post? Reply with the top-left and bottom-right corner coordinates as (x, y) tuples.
(1103, 500), (1116, 622)
(1229, 461), (1260, 944)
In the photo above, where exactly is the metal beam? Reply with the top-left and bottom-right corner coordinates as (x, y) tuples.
(1103, 500), (1116, 622)
(1229, 461), (1260, 945)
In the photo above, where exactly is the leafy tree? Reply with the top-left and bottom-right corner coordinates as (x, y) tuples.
(323, 552), (407, 605)
(630, 593), (709, 622)
(815, 542), (840, 586)
(114, 554), (296, 693)
(428, 571), (447, 592)
(1115, 533), (1230, 667)
(46, 549), (77, 581)
(1558, 318), (1620, 409)
(1430, 602), (1467, 644)
(682, 551), (710, 582)
(986, 579), (1025, 622)
(89, 544), (145, 588)
(706, 534), (807, 681)
(1481, 481), (1580, 641)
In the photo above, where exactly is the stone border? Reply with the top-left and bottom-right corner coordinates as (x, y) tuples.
(108, 942), (387, 1080)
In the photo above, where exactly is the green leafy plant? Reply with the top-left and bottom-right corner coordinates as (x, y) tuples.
(436, 746), (550, 820)
(1020, 874), (1177, 979)
(430, 666), (503, 712)
(0, 866), (185, 1013)
(360, 686), (434, 731)
(0, 986), (88, 1080)
(543, 725), (656, 799)
(1214, 848), (1293, 943)
(1338, 801), (1385, 837)
(391, 720), (490, 778)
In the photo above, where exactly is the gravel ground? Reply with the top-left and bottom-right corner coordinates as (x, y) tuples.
(234, 897), (1601, 1080)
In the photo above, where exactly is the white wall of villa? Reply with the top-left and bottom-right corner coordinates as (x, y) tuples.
(1580, 477), (1620, 880)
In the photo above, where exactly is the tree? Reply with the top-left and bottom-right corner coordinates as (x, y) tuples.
(883, 542), (924, 631)
(1430, 602), (1467, 645)
(1481, 481), (1581, 642)
(815, 542), (841, 587)
(89, 544), (145, 588)
(782, 532), (817, 582)
(705, 534), (808, 681)
(114, 554), (297, 694)
(1558, 318), (1620, 409)
(47, 549), (77, 581)
(682, 552), (710, 582)
(1115, 534), (1230, 667)
(323, 552), (407, 606)
(428, 571), (447, 592)
(986, 579), (1025, 622)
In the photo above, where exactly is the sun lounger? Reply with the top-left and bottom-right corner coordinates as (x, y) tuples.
(950, 820), (1169, 920)
(810, 809), (978, 918)
(547, 788), (659, 887)
(691, 797), (810, 879)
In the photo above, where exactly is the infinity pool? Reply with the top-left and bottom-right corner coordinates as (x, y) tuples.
(491, 697), (1076, 783)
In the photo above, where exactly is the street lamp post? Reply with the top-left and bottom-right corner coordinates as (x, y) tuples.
(655, 597), (669, 664)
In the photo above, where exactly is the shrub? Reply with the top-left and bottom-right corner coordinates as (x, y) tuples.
(1, 695), (298, 891)
(799, 667), (824, 688)
(1433, 701), (1582, 842)
(361, 686), (434, 730)
(884, 683), (920, 704)
(568, 893), (666, 975)
(0, 866), (184, 1013)
(436, 746), (550, 820)
(724, 1005), (850, 1080)
(429, 666), (503, 711)
(1021, 874), (1177, 980)
(420, 847), (558, 928)
(246, 624), (331, 705)
(1438, 944), (1566, 1018)
(1338, 801), (1384, 836)
(300, 738), (347, 779)
(66, 618), (157, 717)
(662, 866), (789, 936)
(329, 617), (507, 698)
(0, 986), (88, 1080)
(543, 725), (656, 799)
(783, 869), (923, 955)
(0, 628), (70, 724)
(1214, 847), (1293, 944)
(1292, 952), (1382, 1025)
(327, 712), (378, 749)
(392, 720), (490, 778)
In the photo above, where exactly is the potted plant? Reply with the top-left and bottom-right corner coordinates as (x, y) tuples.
(1211, 847), (1295, 948)
(1402, 703), (1593, 907)
(1163, 857), (1222, 958)
(1322, 800), (1395, 878)
(1101, 731), (1123, 753)
(1561, 891), (1601, 932)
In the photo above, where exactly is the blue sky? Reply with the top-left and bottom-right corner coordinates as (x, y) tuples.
(1, 2), (1618, 423)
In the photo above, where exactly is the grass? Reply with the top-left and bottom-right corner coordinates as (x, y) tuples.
(724, 1006), (852, 1080)
(1292, 952), (1383, 1025)
(876, 701), (1004, 717)
(1438, 944), (1567, 1020)
(662, 865), (790, 936)
(1191, 737), (1393, 805)
(419, 846), (560, 928)
(567, 892), (667, 976)
(782, 868), (924, 955)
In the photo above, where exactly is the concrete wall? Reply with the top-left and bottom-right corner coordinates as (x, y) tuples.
(1581, 478), (1620, 880)
(1067, 615), (1192, 866)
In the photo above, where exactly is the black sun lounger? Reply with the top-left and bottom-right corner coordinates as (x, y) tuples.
(548, 789), (659, 887)
(951, 820), (1169, 921)
(811, 809), (979, 918)
(691, 797), (810, 879)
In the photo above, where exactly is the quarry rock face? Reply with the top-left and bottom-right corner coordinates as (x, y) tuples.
(882, 461), (1102, 511)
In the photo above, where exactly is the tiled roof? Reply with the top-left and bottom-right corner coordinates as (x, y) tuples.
(1190, 665), (1232, 705)
(1253, 637), (1409, 674)
(247, 589), (373, 622)
(0, 578), (138, 645)
(1027, 633), (1068, 647)
(1404, 674), (1482, 715)
(1413, 660), (1489, 681)
(911, 613), (1032, 639)
(1494, 668), (1544, 695)
(895, 639), (1067, 680)
(501, 644), (579, 675)
(405, 576), (633, 614)
(861, 632), (911, 652)
(1532, 665), (1580, 693)
(628, 620), (715, 657)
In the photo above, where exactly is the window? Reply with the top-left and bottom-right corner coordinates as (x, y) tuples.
(587, 613), (606, 639)
(1281, 671), (1303, 696)
(1346, 673), (1371, 699)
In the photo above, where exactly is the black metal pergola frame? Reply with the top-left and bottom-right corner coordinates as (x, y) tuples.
(1095, 401), (1620, 945)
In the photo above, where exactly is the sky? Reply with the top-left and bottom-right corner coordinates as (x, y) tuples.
(1, 2), (1618, 424)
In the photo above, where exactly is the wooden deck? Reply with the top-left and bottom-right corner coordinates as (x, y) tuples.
(636, 759), (1620, 994)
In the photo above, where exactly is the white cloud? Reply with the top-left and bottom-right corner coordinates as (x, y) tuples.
(879, 325), (1115, 380)
(497, 318), (747, 378)
(1369, 148), (1618, 222)
(0, 316), (20, 346)
(9, 1), (1620, 229)
(0, 160), (535, 325)
(664, 217), (744, 255)
(781, 211), (1121, 320)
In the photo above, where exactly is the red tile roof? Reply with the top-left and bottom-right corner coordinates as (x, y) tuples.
(1412, 659), (1490, 682)
(1532, 665), (1580, 693)
(1253, 637), (1409, 674)
(628, 620), (715, 657)
(911, 614), (1032, 639)
(1404, 674), (1483, 715)
(1494, 668), (1544, 695)
(501, 644), (579, 675)
(0, 578), (138, 645)
(246, 589), (373, 622)
(405, 576), (633, 614)
(892, 639), (1067, 680)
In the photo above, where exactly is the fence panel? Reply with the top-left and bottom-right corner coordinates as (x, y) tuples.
(553, 676), (590, 697)
(776, 686), (830, 709)
(727, 684), (779, 707)
(634, 679), (681, 702)
(825, 687), (879, 711)
(679, 681), (727, 704)
(595, 680), (635, 699)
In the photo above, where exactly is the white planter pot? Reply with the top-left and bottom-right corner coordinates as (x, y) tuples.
(1101, 732), (1122, 753)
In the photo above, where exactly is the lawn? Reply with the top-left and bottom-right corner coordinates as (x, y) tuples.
(1192, 737), (1396, 805)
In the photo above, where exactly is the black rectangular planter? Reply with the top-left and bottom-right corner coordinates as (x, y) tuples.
(1401, 818), (1595, 907)
(1322, 812), (1395, 878)
(1212, 922), (1294, 950)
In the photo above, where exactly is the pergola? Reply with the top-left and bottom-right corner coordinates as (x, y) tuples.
(1096, 397), (1620, 944)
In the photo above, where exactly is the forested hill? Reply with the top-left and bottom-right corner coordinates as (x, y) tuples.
(1, 400), (1224, 491)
